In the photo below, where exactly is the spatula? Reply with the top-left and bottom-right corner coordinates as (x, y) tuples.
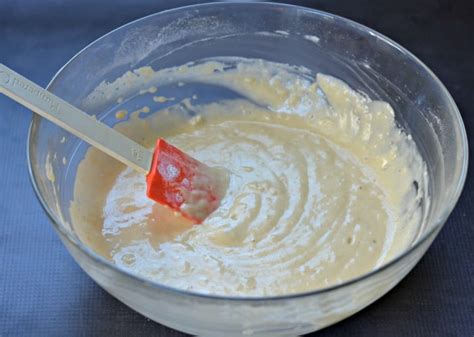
(0, 64), (221, 223)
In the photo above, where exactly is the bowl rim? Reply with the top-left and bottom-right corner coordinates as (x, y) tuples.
(27, 1), (469, 302)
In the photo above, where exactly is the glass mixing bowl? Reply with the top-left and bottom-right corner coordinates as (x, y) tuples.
(27, 3), (468, 336)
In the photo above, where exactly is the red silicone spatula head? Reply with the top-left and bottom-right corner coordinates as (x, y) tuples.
(146, 138), (222, 223)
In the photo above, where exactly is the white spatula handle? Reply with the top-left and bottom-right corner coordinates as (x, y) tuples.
(0, 64), (152, 175)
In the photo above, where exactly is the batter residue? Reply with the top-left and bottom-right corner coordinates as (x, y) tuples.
(71, 58), (427, 296)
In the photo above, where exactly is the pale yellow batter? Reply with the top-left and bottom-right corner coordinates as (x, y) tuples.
(71, 58), (427, 296)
